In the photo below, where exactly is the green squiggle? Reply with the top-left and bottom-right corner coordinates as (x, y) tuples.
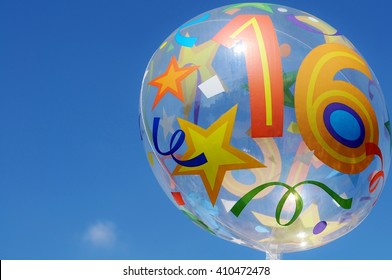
(224, 3), (273, 13)
(230, 180), (352, 226)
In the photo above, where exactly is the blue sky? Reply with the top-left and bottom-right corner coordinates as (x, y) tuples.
(0, 0), (391, 260)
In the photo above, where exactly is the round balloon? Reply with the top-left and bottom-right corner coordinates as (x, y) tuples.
(139, 3), (390, 257)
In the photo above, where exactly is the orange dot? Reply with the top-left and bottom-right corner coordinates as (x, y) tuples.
(280, 43), (291, 57)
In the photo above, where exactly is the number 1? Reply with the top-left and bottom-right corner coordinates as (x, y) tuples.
(213, 15), (284, 138)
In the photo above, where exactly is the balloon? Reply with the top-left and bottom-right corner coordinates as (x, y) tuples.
(139, 3), (390, 258)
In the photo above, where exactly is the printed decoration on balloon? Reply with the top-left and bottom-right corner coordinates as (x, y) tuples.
(366, 143), (384, 194)
(158, 155), (176, 190)
(175, 13), (210, 47)
(212, 14), (284, 138)
(242, 70), (297, 109)
(384, 120), (392, 149)
(177, 39), (221, 120)
(295, 43), (379, 174)
(152, 116), (207, 167)
(287, 15), (341, 42)
(139, 3), (390, 257)
(222, 138), (281, 199)
(278, 7), (350, 46)
(252, 204), (348, 245)
(172, 105), (265, 206)
(230, 179), (352, 226)
(223, 3), (273, 14)
(285, 141), (323, 186)
(171, 191), (185, 206)
(181, 208), (216, 235)
(149, 56), (199, 110)
(159, 108), (176, 140)
(282, 71), (297, 108)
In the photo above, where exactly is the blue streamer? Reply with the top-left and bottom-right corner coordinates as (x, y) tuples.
(153, 117), (207, 167)
(175, 13), (210, 47)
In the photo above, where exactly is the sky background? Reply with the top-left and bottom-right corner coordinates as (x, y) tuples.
(1, 0), (391, 260)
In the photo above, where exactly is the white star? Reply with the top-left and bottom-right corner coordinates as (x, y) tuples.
(221, 199), (237, 213)
(231, 238), (246, 245)
(160, 109), (175, 139)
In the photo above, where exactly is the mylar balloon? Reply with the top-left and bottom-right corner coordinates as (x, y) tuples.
(139, 3), (390, 258)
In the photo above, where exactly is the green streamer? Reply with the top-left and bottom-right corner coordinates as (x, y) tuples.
(242, 71), (298, 108)
(230, 180), (352, 226)
(224, 3), (273, 13)
(181, 209), (216, 235)
(283, 71), (297, 108)
(385, 121), (392, 150)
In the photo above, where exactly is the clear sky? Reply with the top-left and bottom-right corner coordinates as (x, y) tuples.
(0, 0), (391, 260)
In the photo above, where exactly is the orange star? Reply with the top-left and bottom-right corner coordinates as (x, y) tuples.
(172, 105), (265, 205)
(148, 56), (199, 109)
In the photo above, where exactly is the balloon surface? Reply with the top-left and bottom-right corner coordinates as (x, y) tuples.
(139, 3), (390, 255)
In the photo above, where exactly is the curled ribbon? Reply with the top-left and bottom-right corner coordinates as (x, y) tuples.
(231, 180), (352, 226)
(152, 117), (207, 167)
(365, 143), (384, 193)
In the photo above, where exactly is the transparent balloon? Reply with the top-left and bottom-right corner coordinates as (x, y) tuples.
(139, 3), (390, 259)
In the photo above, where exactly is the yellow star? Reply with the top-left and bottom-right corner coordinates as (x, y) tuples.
(149, 56), (199, 109)
(172, 105), (265, 205)
(252, 203), (348, 248)
(178, 38), (221, 117)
